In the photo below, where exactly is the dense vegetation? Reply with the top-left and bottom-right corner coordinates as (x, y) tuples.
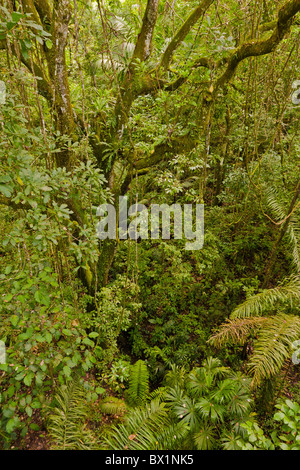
(0, 0), (300, 451)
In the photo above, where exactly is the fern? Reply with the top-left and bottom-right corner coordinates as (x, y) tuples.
(248, 313), (300, 387)
(46, 378), (97, 450)
(231, 275), (300, 318)
(208, 316), (269, 348)
(99, 396), (127, 416)
(208, 270), (300, 388)
(209, 313), (300, 387)
(264, 186), (300, 273)
(126, 360), (149, 407)
(103, 399), (170, 450)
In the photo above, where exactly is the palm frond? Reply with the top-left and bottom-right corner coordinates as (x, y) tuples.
(248, 313), (300, 387)
(103, 399), (170, 450)
(264, 186), (300, 273)
(192, 423), (217, 450)
(46, 378), (97, 450)
(231, 275), (300, 318)
(208, 316), (269, 348)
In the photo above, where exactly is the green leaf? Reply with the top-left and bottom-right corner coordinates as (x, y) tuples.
(29, 423), (39, 431)
(7, 386), (15, 398)
(26, 395), (32, 405)
(35, 371), (45, 386)
(15, 371), (26, 381)
(88, 332), (99, 338)
(82, 337), (94, 347)
(6, 417), (18, 433)
(34, 290), (50, 306)
(11, 11), (23, 22)
(35, 333), (45, 343)
(3, 293), (13, 302)
(44, 331), (52, 343)
(63, 365), (72, 377)
(24, 372), (34, 386)
(10, 315), (19, 327)
(274, 412), (285, 421)
(62, 328), (73, 336)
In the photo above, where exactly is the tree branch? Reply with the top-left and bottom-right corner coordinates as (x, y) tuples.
(159, 0), (215, 71)
(33, 0), (52, 30)
(215, 0), (300, 92)
(131, 0), (160, 64)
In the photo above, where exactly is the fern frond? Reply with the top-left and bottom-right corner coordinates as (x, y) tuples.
(149, 386), (168, 403)
(103, 399), (170, 450)
(231, 275), (300, 318)
(208, 312), (300, 389)
(99, 396), (127, 416)
(208, 316), (269, 348)
(47, 378), (97, 450)
(154, 420), (189, 450)
(264, 186), (300, 273)
(264, 186), (287, 222)
(288, 218), (300, 273)
(126, 360), (149, 407)
(248, 313), (300, 387)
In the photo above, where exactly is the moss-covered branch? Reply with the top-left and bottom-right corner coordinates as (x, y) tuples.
(131, 0), (160, 64)
(33, 0), (52, 30)
(159, 0), (215, 71)
(215, 0), (300, 91)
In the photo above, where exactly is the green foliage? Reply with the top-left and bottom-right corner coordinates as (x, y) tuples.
(105, 357), (254, 450)
(236, 399), (300, 450)
(231, 275), (300, 319)
(1, 0), (300, 450)
(209, 275), (300, 387)
(126, 360), (149, 407)
(101, 358), (131, 393)
(46, 378), (97, 450)
(0, 6), (53, 59)
(99, 396), (127, 416)
(0, 91), (108, 446)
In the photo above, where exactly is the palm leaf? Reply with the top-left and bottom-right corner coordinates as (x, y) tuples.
(248, 313), (300, 387)
(208, 316), (269, 348)
(231, 275), (300, 318)
(264, 186), (300, 273)
(103, 399), (170, 450)
(46, 378), (97, 450)
(196, 397), (226, 423)
(173, 396), (201, 429)
(192, 423), (217, 450)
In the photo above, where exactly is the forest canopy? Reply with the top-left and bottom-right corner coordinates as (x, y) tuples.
(0, 0), (300, 451)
